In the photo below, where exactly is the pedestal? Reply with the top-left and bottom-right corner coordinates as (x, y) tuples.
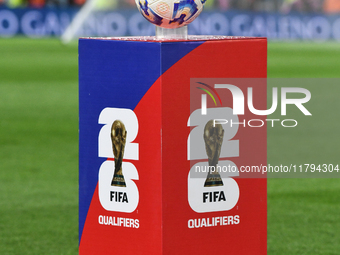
(79, 36), (267, 255)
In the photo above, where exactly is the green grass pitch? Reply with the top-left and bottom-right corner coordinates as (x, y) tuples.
(0, 38), (339, 254)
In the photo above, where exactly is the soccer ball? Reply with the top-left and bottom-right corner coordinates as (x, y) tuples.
(135, 0), (206, 29)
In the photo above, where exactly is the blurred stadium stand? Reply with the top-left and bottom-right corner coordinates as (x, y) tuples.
(0, 0), (340, 39)
(1, 0), (339, 13)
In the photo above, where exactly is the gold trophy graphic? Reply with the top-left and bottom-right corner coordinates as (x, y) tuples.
(110, 120), (127, 187)
(203, 120), (224, 187)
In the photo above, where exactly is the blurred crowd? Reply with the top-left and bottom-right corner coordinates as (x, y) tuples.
(0, 0), (339, 13)
(0, 0), (86, 7)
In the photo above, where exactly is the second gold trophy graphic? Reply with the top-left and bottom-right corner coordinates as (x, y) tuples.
(110, 120), (127, 187)
(204, 120), (224, 187)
